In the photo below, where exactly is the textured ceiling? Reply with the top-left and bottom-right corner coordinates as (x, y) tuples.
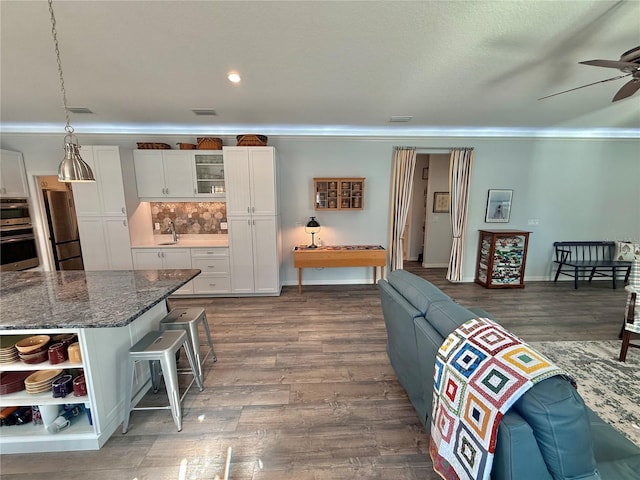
(1, 0), (639, 136)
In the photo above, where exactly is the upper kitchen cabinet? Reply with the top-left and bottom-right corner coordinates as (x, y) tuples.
(72, 146), (135, 217)
(133, 150), (194, 199)
(223, 147), (277, 216)
(0, 150), (29, 197)
(193, 151), (225, 198)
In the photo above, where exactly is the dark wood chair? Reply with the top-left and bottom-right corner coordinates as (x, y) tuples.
(619, 260), (639, 362)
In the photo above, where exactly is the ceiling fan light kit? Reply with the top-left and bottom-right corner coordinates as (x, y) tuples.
(540, 46), (640, 102)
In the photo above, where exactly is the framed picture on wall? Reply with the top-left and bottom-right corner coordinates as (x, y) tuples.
(485, 189), (513, 223)
(433, 192), (450, 213)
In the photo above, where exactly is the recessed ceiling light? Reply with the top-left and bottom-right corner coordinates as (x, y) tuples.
(390, 115), (413, 123)
(227, 72), (241, 83)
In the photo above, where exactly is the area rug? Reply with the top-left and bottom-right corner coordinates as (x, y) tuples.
(528, 340), (640, 447)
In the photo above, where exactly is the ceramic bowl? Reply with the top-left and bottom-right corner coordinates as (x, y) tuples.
(19, 349), (48, 365)
(15, 335), (50, 355)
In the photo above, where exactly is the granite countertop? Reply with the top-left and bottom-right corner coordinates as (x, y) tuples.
(0, 269), (201, 330)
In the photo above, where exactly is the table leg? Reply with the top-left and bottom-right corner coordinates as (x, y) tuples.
(298, 268), (303, 294)
(373, 266), (377, 285)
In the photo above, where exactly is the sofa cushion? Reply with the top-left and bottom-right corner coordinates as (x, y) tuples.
(387, 270), (450, 315)
(425, 299), (480, 339)
(513, 376), (600, 480)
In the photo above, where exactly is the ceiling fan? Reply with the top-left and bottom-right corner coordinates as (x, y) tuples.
(539, 46), (640, 102)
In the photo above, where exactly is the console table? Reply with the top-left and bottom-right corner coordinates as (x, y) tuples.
(293, 245), (386, 294)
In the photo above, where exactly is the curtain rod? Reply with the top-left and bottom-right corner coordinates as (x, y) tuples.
(393, 146), (474, 151)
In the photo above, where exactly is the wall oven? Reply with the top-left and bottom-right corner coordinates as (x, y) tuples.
(0, 198), (40, 271)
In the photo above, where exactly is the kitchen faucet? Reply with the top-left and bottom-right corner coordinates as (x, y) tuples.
(169, 221), (178, 243)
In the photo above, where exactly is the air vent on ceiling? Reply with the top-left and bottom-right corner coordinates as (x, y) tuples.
(192, 109), (218, 116)
(68, 107), (93, 114)
(390, 115), (413, 123)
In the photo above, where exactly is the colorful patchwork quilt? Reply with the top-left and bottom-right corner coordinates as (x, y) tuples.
(429, 317), (569, 480)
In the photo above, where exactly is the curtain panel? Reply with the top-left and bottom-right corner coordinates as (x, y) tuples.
(447, 148), (474, 282)
(388, 147), (416, 271)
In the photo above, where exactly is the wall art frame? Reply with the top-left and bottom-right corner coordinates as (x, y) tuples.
(433, 192), (450, 213)
(485, 189), (513, 223)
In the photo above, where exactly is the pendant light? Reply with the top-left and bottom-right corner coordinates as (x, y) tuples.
(48, 0), (95, 183)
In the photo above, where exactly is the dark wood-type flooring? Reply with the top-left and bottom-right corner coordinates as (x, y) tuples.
(1, 264), (629, 479)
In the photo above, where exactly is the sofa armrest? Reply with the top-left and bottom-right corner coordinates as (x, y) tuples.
(492, 409), (553, 480)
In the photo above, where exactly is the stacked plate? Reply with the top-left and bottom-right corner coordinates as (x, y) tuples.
(24, 369), (63, 395)
(0, 371), (35, 395)
(0, 336), (29, 365)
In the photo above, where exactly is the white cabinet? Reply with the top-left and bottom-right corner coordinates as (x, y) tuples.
(72, 146), (136, 271)
(191, 248), (230, 294)
(131, 248), (192, 294)
(77, 217), (133, 270)
(0, 149), (29, 197)
(193, 151), (225, 198)
(224, 146), (280, 295)
(228, 216), (280, 294)
(223, 147), (277, 216)
(133, 150), (195, 199)
(73, 146), (128, 217)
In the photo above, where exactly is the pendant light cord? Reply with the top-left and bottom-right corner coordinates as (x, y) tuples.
(48, 0), (73, 134)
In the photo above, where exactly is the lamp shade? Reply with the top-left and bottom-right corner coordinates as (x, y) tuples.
(305, 217), (321, 234)
(58, 142), (95, 182)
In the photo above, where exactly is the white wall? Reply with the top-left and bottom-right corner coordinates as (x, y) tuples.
(2, 133), (638, 285)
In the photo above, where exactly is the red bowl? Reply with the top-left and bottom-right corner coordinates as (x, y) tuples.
(19, 349), (48, 365)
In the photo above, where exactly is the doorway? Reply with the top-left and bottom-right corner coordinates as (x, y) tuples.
(36, 176), (84, 271)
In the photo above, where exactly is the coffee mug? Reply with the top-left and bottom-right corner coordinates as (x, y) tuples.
(52, 374), (73, 398)
(48, 342), (67, 365)
(67, 342), (82, 363)
(73, 375), (87, 397)
(38, 404), (61, 430)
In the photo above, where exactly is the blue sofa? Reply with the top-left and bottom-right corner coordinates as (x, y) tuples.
(378, 270), (640, 479)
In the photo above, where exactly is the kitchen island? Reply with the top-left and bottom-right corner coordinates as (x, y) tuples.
(0, 269), (200, 453)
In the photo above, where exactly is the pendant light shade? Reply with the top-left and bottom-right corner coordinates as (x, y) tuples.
(58, 138), (95, 182)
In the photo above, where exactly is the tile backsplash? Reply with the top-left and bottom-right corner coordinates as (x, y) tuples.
(150, 202), (227, 235)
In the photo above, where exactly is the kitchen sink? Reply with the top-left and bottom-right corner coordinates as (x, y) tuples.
(157, 242), (177, 245)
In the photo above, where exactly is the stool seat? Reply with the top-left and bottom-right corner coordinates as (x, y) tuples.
(160, 307), (217, 384)
(122, 330), (203, 433)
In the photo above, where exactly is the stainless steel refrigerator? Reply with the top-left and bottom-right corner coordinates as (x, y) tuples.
(43, 189), (84, 270)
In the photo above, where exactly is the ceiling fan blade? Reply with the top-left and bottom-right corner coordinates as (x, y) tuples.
(538, 74), (630, 100)
(612, 79), (640, 102)
(580, 60), (639, 69)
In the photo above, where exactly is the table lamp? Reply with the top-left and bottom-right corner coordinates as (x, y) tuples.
(305, 217), (321, 248)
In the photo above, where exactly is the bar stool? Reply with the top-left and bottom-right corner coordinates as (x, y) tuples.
(159, 307), (217, 384)
(122, 330), (203, 433)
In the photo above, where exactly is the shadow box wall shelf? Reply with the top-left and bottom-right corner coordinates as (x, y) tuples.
(314, 178), (365, 210)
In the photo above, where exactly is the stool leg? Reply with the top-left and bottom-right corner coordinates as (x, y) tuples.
(122, 357), (136, 434)
(182, 336), (204, 392)
(150, 360), (161, 393)
(201, 313), (217, 362)
(160, 353), (183, 432)
(187, 322), (204, 382)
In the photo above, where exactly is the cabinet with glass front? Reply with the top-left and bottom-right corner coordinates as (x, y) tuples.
(193, 151), (225, 197)
(314, 177), (365, 210)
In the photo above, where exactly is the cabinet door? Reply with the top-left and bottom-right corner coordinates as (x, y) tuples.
(95, 147), (127, 216)
(223, 148), (252, 216)
(161, 248), (191, 268)
(132, 249), (164, 269)
(249, 148), (277, 215)
(72, 147), (101, 216)
(0, 150), (29, 197)
(133, 151), (166, 198)
(252, 216), (279, 293)
(162, 151), (195, 198)
(193, 151), (225, 197)
(228, 216), (255, 293)
(77, 217), (110, 270)
(103, 218), (133, 269)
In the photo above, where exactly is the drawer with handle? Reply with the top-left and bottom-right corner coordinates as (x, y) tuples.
(191, 256), (230, 273)
(192, 275), (231, 294)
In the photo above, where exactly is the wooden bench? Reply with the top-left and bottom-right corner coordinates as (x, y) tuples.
(553, 241), (632, 289)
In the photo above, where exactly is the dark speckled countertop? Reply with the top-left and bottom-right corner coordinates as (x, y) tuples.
(0, 269), (201, 330)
